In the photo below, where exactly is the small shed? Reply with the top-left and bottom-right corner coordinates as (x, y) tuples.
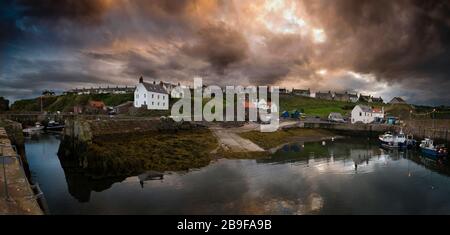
(386, 116), (397, 125)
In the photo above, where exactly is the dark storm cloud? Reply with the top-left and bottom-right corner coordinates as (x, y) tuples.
(307, 0), (450, 82)
(0, 0), (22, 49)
(15, 0), (111, 23)
(182, 23), (249, 74)
(0, 57), (109, 88)
(1, 0), (449, 105)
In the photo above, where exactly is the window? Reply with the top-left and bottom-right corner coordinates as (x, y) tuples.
(157, 95), (160, 99)
(136, 94), (139, 98)
(144, 94), (146, 98)
(163, 102), (165, 106)
(157, 102), (160, 106)
(152, 94), (154, 98)
(163, 96), (165, 100)
(152, 102), (154, 105)
(359, 112), (362, 116)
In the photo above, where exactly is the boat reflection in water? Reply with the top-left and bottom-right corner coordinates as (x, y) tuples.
(25, 134), (450, 215)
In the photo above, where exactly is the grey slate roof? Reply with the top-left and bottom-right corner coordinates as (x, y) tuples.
(142, 82), (168, 94)
(389, 97), (406, 104)
(358, 105), (372, 112)
(371, 97), (384, 103)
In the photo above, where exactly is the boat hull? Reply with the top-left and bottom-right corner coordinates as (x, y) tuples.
(379, 140), (407, 149)
(23, 127), (44, 133)
(45, 125), (65, 131)
(420, 147), (448, 157)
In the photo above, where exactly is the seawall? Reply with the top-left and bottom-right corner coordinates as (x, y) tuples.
(0, 127), (43, 215)
(303, 121), (449, 142)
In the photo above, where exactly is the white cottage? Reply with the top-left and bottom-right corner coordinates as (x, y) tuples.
(134, 77), (169, 110)
(351, 105), (384, 124)
(160, 81), (187, 98)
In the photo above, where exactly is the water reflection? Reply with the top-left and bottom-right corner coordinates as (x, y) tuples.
(25, 134), (450, 214)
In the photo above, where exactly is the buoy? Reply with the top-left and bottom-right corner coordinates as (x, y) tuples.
(322, 141), (326, 146)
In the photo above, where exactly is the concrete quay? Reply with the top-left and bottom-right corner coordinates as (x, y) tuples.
(0, 127), (43, 215)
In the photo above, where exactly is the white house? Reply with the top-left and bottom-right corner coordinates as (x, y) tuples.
(160, 81), (187, 98)
(351, 105), (384, 124)
(134, 77), (169, 110)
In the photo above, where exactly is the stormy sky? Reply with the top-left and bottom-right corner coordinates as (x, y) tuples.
(1, 0), (449, 105)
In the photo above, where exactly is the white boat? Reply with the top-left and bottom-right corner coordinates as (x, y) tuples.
(23, 122), (45, 134)
(378, 129), (406, 148)
(45, 120), (65, 131)
(419, 138), (448, 158)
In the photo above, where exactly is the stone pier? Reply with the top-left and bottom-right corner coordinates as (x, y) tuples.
(0, 127), (43, 215)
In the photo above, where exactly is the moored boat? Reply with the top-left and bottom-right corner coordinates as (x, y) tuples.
(45, 120), (65, 131)
(23, 122), (45, 134)
(379, 129), (406, 149)
(419, 138), (448, 157)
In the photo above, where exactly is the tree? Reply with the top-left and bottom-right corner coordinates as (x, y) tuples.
(0, 97), (10, 112)
(42, 90), (55, 96)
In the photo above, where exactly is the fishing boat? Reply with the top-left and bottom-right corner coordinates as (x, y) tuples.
(378, 129), (407, 148)
(45, 120), (65, 131)
(23, 122), (45, 134)
(419, 138), (448, 157)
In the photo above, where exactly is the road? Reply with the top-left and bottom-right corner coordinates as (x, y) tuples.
(211, 127), (265, 152)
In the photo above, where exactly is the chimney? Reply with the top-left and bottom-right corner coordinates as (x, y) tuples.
(139, 76), (143, 83)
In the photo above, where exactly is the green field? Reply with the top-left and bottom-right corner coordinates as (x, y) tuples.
(279, 95), (358, 117)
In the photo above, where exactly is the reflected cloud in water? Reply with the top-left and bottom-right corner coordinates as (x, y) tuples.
(25, 135), (450, 214)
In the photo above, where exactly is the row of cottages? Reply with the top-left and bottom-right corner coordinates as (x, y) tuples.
(359, 94), (384, 103)
(316, 91), (383, 103)
(65, 86), (135, 95)
(334, 92), (359, 103)
(351, 105), (384, 124)
(316, 91), (358, 102)
(292, 89), (311, 97)
(315, 91), (334, 100)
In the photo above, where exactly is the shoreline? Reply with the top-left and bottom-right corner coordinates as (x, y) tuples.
(267, 135), (345, 154)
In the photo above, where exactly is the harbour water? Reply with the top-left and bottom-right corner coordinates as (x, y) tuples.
(25, 134), (450, 214)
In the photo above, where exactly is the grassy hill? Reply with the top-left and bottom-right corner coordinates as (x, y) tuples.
(11, 94), (134, 112)
(279, 95), (360, 117)
(12, 92), (441, 120)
